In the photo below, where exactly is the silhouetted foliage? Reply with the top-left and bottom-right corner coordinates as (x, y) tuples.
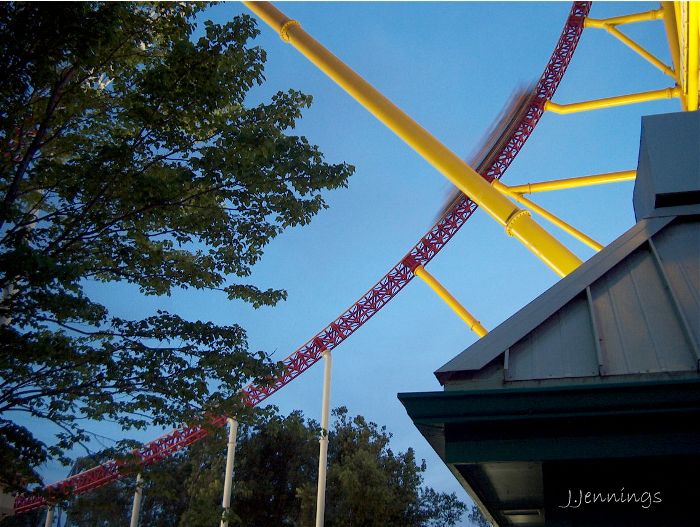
(0, 1), (352, 493)
(59, 408), (466, 527)
(468, 505), (491, 527)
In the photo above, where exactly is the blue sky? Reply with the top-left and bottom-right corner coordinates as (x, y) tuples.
(27, 2), (681, 524)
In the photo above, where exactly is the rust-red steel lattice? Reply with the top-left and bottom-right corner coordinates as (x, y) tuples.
(14, 2), (590, 514)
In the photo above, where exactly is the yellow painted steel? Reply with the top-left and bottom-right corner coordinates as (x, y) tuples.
(674, 2), (685, 65)
(687, 2), (699, 111)
(584, 3), (699, 110)
(662, 2), (682, 88)
(545, 87), (680, 114)
(584, 9), (664, 28)
(585, 9), (674, 79)
(244, 1), (582, 278)
(675, 2), (687, 109)
(508, 170), (637, 194)
(493, 181), (605, 252)
(413, 265), (488, 337)
(605, 25), (675, 78)
(661, 2), (699, 111)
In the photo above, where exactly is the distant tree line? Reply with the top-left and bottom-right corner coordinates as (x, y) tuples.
(1, 407), (467, 526)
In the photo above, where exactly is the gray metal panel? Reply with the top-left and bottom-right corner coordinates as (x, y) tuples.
(506, 294), (599, 381)
(652, 219), (700, 352)
(438, 216), (700, 385)
(590, 239), (697, 375)
(643, 203), (700, 219)
(633, 111), (700, 221)
(435, 216), (674, 381)
(437, 111), (700, 386)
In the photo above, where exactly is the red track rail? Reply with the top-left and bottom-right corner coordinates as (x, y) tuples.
(15, 2), (591, 514)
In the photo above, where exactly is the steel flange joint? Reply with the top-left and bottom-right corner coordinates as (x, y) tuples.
(505, 209), (532, 237)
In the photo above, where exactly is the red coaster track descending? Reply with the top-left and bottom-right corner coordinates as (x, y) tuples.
(15, 1), (591, 514)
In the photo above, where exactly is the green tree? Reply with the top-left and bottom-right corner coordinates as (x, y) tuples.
(63, 441), (216, 527)
(314, 407), (466, 527)
(467, 505), (491, 527)
(0, 1), (353, 492)
(59, 408), (466, 527)
(228, 411), (318, 526)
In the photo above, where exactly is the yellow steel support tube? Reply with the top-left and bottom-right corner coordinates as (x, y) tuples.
(687, 2), (699, 111)
(602, 24), (676, 78)
(545, 87), (680, 114)
(674, 2), (684, 51)
(413, 265), (488, 337)
(674, 2), (687, 110)
(508, 170), (636, 194)
(585, 9), (674, 78)
(244, 1), (582, 277)
(493, 181), (605, 252)
(662, 2), (682, 88)
(584, 9), (664, 27)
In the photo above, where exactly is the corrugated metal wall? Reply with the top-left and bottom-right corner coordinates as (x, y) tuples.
(505, 218), (700, 382)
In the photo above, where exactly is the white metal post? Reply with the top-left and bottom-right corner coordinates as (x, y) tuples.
(220, 417), (239, 527)
(315, 350), (333, 527)
(129, 473), (143, 527)
(44, 505), (54, 527)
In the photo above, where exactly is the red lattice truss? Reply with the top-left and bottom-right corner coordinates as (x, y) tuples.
(15, 1), (591, 514)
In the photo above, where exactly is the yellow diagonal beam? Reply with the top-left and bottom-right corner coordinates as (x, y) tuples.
(413, 265), (488, 337)
(585, 9), (674, 79)
(604, 25), (676, 78)
(244, 1), (582, 278)
(493, 181), (605, 252)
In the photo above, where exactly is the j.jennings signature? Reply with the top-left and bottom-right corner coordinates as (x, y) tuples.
(559, 488), (662, 510)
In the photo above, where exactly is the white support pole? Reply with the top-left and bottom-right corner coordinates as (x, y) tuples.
(129, 473), (143, 527)
(315, 350), (333, 527)
(220, 417), (239, 527)
(44, 505), (54, 527)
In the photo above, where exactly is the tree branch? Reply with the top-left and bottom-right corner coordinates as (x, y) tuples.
(0, 65), (76, 231)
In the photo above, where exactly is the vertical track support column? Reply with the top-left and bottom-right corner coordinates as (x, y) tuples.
(129, 473), (143, 527)
(44, 506), (54, 527)
(687, 2), (699, 111)
(315, 350), (333, 527)
(220, 417), (239, 527)
(662, 2), (682, 82)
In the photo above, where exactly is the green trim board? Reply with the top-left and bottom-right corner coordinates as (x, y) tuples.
(398, 377), (700, 463)
(400, 378), (700, 525)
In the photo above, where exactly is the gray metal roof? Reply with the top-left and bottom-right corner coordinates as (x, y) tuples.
(437, 111), (700, 386)
(436, 213), (700, 384)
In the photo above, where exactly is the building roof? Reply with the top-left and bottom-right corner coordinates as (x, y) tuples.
(437, 111), (700, 387)
(436, 211), (700, 385)
(401, 110), (700, 527)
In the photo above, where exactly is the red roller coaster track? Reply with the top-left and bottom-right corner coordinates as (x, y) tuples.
(15, 1), (591, 514)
